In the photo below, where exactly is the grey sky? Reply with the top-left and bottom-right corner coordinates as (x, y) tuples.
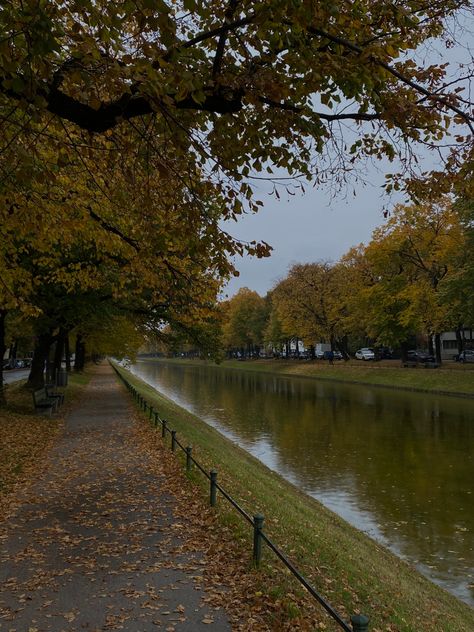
(222, 169), (395, 297)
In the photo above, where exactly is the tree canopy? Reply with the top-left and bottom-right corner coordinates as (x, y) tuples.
(1, 1), (473, 395)
(272, 263), (349, 352)
(1, 1), (472, 184)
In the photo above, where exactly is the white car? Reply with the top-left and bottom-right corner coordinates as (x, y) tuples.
(355, 348), (375, 360)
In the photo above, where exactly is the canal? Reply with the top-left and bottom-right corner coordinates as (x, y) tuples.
(130, 359), (474, 605)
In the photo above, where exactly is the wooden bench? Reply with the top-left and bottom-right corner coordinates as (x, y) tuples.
(45, 384), (65, 407)
(402, 361), (418, 368)
(32, 388), (57, 416)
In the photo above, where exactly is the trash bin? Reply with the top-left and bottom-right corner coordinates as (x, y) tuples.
(56, 369), (68, 387)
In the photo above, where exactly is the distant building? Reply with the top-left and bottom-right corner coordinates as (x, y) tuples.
(439, 329), (474, 360)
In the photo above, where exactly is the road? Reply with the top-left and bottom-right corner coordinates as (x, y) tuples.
(2, 369), (29, 384)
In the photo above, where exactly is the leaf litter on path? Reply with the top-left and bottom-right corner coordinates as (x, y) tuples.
(0, 365), (332, 630)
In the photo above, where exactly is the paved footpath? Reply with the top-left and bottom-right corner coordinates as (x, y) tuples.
(0, 365), (231, 631)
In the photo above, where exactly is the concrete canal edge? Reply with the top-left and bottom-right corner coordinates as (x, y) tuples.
(113, 362), (474, 632)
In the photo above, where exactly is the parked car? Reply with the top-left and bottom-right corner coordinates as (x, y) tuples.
(407, 350), (435, 363)
(322, 350), (343, 361)
(2, 359), (24, 369)
(315, 343), (331, 359)
(457, 349), (474, 363)
(355, 348), (375, 360)
(374, 347), (393, 360)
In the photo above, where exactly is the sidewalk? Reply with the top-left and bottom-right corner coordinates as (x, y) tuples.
(0, 364), (231, 631)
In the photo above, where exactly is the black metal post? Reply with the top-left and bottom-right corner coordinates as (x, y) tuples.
(154, 411), (159, 428)
(210, 470), (217, 506)
(149, 405), (154, 421)
(186, 446), (192, 472)
(162, 419), (167, 438)
(253, 514), (265, 566)
(171, 430), (177, 451)
(351, 614), (369, 632)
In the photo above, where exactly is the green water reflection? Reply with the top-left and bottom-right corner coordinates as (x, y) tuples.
(131, 360), (474, 605)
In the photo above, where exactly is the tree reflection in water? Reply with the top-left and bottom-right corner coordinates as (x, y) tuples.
(131, 360), (474, 605)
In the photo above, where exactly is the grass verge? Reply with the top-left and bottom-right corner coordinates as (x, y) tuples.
(0, 370), (92, 517)
(151, 357), (474, 397)
(113, 362), (474, 632)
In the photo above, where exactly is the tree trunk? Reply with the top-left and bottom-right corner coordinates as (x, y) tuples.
(65, 333), (71, 372)
(74, 334), (86, 371)
(74, 334), (81, 371)
(401, 340), (409, 362)
(0, 310), (7, 407)
(455, 326), (464, 355)
(428, 333), (435, 356)
(339, 335), (350, 360)
(309, 344), (315, 360)
(52, 328), (66, 381)
(27, 332), (53, 390)
(434, 333), (442, 364)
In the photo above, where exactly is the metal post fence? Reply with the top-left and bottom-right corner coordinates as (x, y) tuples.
(186, 446), (193, 472)
(351, 615), (369, 632)
(210, 470), (218, 507)
(253, 514), (264, 567)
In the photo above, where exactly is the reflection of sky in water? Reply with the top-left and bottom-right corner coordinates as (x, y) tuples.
(130, 360), (474, 605)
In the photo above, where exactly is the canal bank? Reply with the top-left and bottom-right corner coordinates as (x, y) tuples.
(114, 362), (474, 632)
(150, 357), (474, 398)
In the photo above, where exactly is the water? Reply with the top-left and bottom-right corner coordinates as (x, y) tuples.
(130, 360), (474, 605)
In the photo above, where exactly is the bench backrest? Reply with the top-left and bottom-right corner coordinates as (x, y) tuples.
(33, 388), (48, 403)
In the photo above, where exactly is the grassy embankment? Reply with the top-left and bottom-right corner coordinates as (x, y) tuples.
(113, 362), (474, 632)
(156, 356), (474, 397)
(0, 370), (91, 515)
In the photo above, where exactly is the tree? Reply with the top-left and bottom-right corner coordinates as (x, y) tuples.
(0, 1), (472, 192)
(343, 243), (419, 352)
(222, 288), (268, 357)
(0, 120), (249, 392)
(438, 159), (474, 349)
(264, 300), (289, 356)
(272, 263), (350, 355)
(347, 199), (465, 361)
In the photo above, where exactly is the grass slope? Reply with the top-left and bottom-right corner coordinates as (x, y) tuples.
(113, 362), (474, 632)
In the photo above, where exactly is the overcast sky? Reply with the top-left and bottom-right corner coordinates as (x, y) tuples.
(222, 166), (397, 297)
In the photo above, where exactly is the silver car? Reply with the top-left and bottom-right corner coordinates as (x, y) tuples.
(355, 348), (375, 360)
(458, 350), (474, 363)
